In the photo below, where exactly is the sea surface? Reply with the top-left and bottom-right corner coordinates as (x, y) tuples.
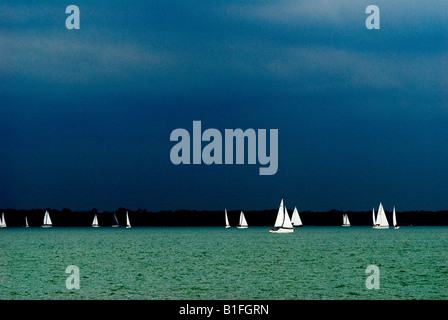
(0, 226), (446, 300)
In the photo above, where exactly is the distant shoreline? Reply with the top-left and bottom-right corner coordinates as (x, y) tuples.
(1, 208), (447, 227)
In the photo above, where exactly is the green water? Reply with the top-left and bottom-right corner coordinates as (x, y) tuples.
(0, 226), (446, 300)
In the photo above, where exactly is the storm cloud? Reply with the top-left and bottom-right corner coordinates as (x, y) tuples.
(1, 0), (447, 211)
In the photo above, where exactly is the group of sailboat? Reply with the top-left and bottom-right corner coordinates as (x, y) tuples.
(0, 204), (401, 229)
(224, 209), (250, 229)
(224, 200), (399, 231)
(270, 199), (303, 233)
(224, 202), (303, 232)
(372, 202), (399, 229)
(92, 211), (131, 228)
(1, 211), (52, 228)
(270, 199), (295, 233)
(0, 210), (132, 228)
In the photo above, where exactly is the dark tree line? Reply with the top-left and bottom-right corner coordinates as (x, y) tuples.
(0, 208), (447, 227)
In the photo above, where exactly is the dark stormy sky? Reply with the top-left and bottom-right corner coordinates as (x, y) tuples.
(1, 1), (447, 212)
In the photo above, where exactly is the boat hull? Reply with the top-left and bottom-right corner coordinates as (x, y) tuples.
(269, 227), (294, 233)
(342, 224), (350, 227)
(237, 226), (248, 229)
(41, 225), (52, 228)
(373, 225), (389, 229)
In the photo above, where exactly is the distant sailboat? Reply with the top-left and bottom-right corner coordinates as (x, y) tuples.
(125, 211), (131, 229)
(92, 214), (100, 228)
(291, 207), (303, 227)
(373, 203), (389, 229)
(112, 213), (119, 227)
(225, 209), (230, 228)
(0, 212), (6, 228)
(237, 211), (248, 229)
(42, 210), (52, 228)
(393, 206), (399, 229)
(372, 208), (376, 226)
(342, 213), (350, 227)
(270, 199), (294, 233)
(25, 216), (29, 228)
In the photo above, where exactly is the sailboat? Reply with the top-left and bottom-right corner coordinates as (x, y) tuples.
(92, 214), (100, 228)
(291, 207), (303, 227)
(342, 213), (350, 227)
(41, 210), (52, 228)
(112, 213), (119, 227)
(25, 216), (29, 228)
(270, 199), (294, 233)
(237, 211), (248, 229)
(0, 212), (6, 228)
(373, 202), (389, 229)
(225, 209), (230, 228)
(393, 206), (399, 229)
(125, 211), (131, 229)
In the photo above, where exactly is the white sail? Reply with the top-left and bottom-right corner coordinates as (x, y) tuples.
(282, 206), (294, 229)
(342, 213), (350, 226)
(274, 199), (285, 228)
(291, 206), (303, 227)
(240, 211), (248, 227)
(393, 206), (399, 229)
(0, 212), (6, 228)
(25, 216), (29, 228)
(126, 211), (131, 228)
(237, 211), (248, 228)
(112, 213), (119, 227)
(373, 203), (389, 229)
(392, 207), (396, 226)
(42, 210), (52, 227)
(372, 208), (376, 226)
(92, 214), (99, 227)
(377, 203), (389, 227)
(225, 209), (230, 228)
